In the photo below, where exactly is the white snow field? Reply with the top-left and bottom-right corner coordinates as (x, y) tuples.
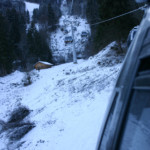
(0, 42), (124, 150)
(25, 1), (39, 20)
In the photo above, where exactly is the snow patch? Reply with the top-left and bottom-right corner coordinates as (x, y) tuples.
(25, 1), (39, 21)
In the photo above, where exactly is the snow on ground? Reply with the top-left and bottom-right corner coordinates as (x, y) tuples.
(0, 42), (124, 150)
(50, 15), (90, 62)
(25, 1), (39, 21)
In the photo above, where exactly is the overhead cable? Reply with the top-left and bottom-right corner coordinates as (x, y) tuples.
(91, 5), (147, 26)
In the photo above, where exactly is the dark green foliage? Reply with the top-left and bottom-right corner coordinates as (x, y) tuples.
(48, 3), (57, 30)
(85, 0), (99, 56)
(0, 0), (59, 75)
(32, 2), (60, 31)
(27, 22), (52, 64)
(26, 10), (30, 24)
(86, 0), (99, 23)
(0, 13), (13, 75)
(8, 106), (30, 123)
(6, 9), (21, 61)
(6, 8), (26, 44)
(0, 5), (27, 76)
(38, 4), (48, 24)
(34, 3), (57, 31)
(27, 22), (36, 55)
(26, 0), (41, 3)
(94, 0), (143, 51)
(32, 9), (39, 23)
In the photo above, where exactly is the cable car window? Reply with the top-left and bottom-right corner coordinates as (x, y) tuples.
(119, 90), (150, 150)
(143, 28), (150, 46)
(138, 56), (150, 72)
(99, 92), (119, 150)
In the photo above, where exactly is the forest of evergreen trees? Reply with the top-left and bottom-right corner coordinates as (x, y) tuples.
(0, 0), (145, 76)
(0, 0), (59, 76)
(86, 0), (144, 54)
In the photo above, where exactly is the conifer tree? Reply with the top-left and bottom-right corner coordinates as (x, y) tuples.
(27, 21), (36, 61)
(27, 22), (52, 65)
(95, 0), (141, 50)
(26, 10), (30, 24)
(0, 13), (13, 75)
(48, 3), (57, 30)
(6, 8), (21, 59)
(32, 9), (39, 23)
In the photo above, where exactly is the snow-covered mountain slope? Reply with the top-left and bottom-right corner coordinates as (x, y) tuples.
(24, 0), (90, 63)
(50, 15), (90, 63)
(50, 0), (90, 63)
(0, 42), (124, 150)
(25, 1), (40, 32)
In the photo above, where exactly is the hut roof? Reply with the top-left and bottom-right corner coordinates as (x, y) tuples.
(35, 61), (53, 66)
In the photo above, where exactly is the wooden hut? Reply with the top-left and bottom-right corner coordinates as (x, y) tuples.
(34, 61), (53, 70)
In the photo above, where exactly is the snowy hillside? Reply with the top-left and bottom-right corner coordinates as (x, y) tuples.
(50, 15), (90, 63)
(0, 42), (124, 150)
(50, 0), (90, 63)
(24, 0), (90, 64)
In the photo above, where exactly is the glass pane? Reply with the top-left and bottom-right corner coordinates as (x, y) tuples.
(99, 92), (119, 150)
(120, 90), (150, 150)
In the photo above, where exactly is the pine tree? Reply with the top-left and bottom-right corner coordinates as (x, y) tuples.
(48, 3), (57, 30)
(6, 9), (22, 68)
(38, 30), (52, 62)
(27, 21), (36, 62)
(0, 13), (13, 75)
(27, 22), (52, 65)
(86, 0), (98, 23)
(95, 0), (141, 51)
(32, 9), (39, 23)
(26, 10), (30, 24)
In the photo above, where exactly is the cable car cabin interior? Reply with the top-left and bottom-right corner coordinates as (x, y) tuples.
(97, 6), (150, 150)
